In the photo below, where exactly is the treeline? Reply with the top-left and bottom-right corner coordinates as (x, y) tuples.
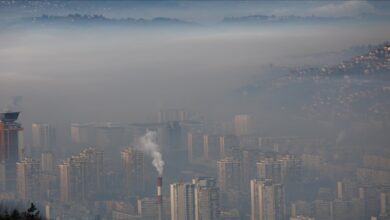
(0, 203), (43, 220)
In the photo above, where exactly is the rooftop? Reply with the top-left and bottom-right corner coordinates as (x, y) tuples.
(0, 112), (20, 123)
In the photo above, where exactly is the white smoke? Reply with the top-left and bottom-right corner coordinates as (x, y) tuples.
(139, 130), (164, 176)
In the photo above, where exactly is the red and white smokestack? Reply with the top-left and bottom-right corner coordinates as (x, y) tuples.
(157, 176), (163, 220)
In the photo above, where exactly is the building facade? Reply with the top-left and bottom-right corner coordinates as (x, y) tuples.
(250, 179), (286, 220)
(32, 123), (56, 154)
(121, 147), (145, 196)
(16, 158), (41, 201)
(217, 158), (241, 191)
(0, 112), (23, 191)
(193, 177), (221, 220)
(170, 182), (196, 220)
(59, 148), (104, 203)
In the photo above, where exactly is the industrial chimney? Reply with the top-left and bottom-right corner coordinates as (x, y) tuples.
(157, 176), (163, 220)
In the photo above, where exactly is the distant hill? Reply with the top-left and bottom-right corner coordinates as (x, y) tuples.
(238, 43), (390, 123)
(286, 43), (390, 79)
(16, 14), (197, 27)
(223, 15), (351, 24)
(221, 14), (386, 26)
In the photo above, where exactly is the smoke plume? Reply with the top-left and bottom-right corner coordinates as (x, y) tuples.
(139, 130), (165, 176)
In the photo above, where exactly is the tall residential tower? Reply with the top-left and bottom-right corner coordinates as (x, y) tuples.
(0, 112), (23, 191)
(193, 177), (221, 220)
(121, 147), (145, 196)
(250, 179), (286, 220)
(32, 123), (56, 154)
(170, 182), (196, 220)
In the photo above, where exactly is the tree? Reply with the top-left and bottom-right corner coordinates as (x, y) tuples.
(0, 203), (43, 220)
(11, 209), (22, 220)
(23, 203), (41, 220)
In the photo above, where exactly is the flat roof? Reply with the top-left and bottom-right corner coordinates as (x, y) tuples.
(0, 112), (20, 123)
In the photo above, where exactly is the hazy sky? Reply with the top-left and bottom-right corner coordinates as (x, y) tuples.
(0, 0), (389, 128)
(1, 1), (389, 22)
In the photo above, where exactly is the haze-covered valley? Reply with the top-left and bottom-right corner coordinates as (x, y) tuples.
(1, 2), (390, 219)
